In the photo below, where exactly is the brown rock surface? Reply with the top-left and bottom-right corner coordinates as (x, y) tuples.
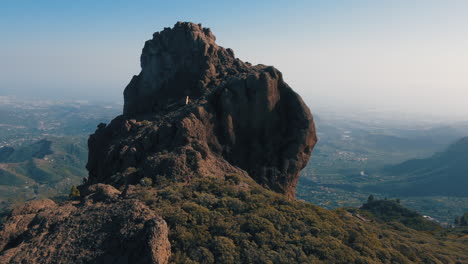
(0, 184), (170, 264)
(87, 22), (317, 198)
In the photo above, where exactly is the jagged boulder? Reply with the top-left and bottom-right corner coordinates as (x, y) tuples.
(87, 22), (317, 198)
(0, 185), (170, 264)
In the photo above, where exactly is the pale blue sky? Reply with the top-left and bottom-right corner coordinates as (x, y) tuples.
(1, 1), (468, 118)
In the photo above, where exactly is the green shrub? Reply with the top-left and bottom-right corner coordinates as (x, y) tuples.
(224, 174), (240, 185)
(69, 185), (80, 199)
(140, 177), (153, 187)
(140, 120), (152, 126)
(211, 236), (238, 263)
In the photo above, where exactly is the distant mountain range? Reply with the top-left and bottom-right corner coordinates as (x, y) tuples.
(366, 137), (468, 197)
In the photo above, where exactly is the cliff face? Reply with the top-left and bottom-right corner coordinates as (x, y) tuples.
(87, 22), (317, 198)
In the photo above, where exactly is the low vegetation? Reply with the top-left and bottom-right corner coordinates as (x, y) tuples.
(131, 175), (467, 264)
(69, 185), (81, 199)
(360, 196), (442, 231)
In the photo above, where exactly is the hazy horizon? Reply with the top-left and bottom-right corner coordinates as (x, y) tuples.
(1, 1), (468, 120)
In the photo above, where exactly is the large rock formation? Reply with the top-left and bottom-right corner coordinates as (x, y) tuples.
(0, 184), (170, 264)
(87, 22), (317, 198)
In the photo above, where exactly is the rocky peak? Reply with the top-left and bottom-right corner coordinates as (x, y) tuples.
(88, 22), (317, 198)
(124, 22), (246, 116)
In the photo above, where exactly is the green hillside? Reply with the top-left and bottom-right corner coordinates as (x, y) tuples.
(0, 139), (53, 163)
(0, 136), (88, 207)
(130, 175), (468, 263)
(359, 197), (442, 231)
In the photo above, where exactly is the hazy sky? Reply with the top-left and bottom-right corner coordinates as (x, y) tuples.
(1, 0), (468, 119)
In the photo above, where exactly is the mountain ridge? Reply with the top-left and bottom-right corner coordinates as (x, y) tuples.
(367, 137), (468, 196)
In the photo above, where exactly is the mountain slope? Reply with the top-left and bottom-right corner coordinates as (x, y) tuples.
(367, 137), (468, 196)
(0, 136), (87, 205)
(132, 176), (467, 263)
(2, 177), (467, 263)
(0, 139), (53, 163)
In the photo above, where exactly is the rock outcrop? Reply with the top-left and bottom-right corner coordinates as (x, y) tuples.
(0, 184), (170, 264)
(87, 22), (317, 198)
